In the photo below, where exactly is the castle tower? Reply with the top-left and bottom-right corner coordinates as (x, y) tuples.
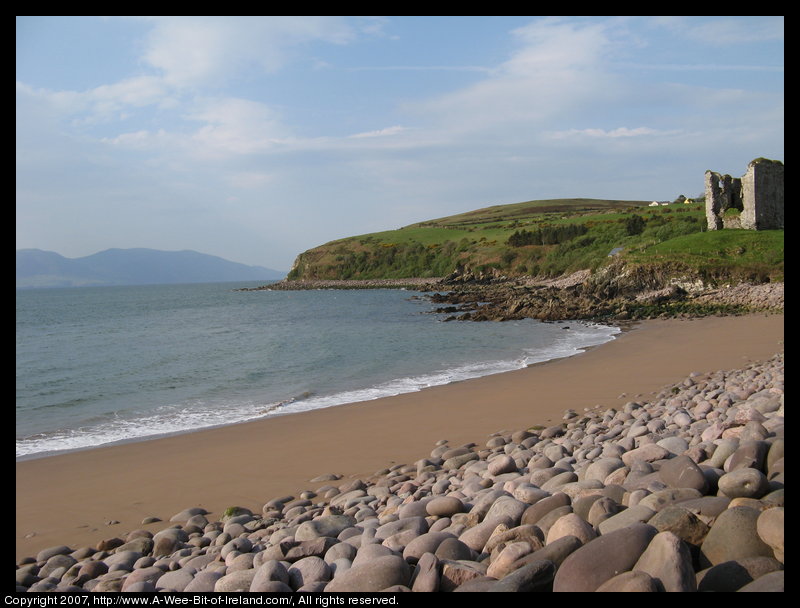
(705, 158), (783, 231)
(740, 158), (784, 230)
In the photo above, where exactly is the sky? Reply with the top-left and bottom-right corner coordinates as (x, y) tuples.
(16, 16), (784, 271)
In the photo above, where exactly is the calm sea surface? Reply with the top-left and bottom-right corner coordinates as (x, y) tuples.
(16, 282), (620, 460)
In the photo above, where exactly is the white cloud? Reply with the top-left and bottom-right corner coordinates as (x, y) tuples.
(348, 125), (408, 139)
(186, 97), (290, 157)
(89, 76), (170, 109)
(351, 16), (391, 38)
(547, 127), (677, 139)
(79, 76), (178, 125)
(101, 129), (174, 150)
(348, 65), (491, 73)
(504, 17), (611, 76)
(402, 18), (622, 136)
(16, 81), (87, 117)
(18, 16), (362, 138)
(139, 16), (355, 87)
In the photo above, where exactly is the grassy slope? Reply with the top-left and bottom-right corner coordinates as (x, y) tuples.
(627, 229), (784, 282)
(287, 198), (783, 283)
(414, 198), (651, 226)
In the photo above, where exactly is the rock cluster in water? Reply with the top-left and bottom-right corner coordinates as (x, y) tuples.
(16, 354), (784, 593)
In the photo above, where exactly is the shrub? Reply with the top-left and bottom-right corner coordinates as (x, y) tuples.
(624, 215), (646, 236)
(508, 224), (589, 247)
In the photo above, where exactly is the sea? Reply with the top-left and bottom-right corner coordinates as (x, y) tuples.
(16, 282), (621, 461)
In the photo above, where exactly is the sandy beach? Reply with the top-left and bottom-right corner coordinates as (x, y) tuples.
(16, 313), (784, 564)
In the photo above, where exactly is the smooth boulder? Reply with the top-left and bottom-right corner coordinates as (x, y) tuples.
(553, 523), (658, 592)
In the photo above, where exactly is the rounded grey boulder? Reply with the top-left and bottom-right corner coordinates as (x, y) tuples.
(294, 514), (356, 541)
(717, 468), (770, 499)
(324, 555), (411, 592)
(658, 455), (709, 493)
(699, 506), (774, 568)
(553, 523), (658, 592)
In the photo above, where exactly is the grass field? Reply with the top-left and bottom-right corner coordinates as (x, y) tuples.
(287, 198), (783, 283)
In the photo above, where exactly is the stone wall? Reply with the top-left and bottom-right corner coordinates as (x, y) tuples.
(705, 171), (743, 230)
(741, 158), (784, 230)
(706, 158), (783, 231)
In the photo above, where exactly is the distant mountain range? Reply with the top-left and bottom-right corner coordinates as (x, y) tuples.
(16, 248), (286, 289)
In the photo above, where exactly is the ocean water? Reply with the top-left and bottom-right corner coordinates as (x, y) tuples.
(16, 282), (620, 460)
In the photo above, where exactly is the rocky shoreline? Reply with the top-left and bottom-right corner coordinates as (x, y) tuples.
(241, 267), (784, 323)
(239, 278), (443, 291)
(426, 266), (784, 322)
(16, 352), (784, 592)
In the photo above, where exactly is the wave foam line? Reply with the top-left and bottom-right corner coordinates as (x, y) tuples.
(16, 322), (619, 459)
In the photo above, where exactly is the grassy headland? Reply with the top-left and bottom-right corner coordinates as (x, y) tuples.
(285, 198), (783, 286)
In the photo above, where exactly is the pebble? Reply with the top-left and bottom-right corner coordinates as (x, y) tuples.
(287, 556), (330, 589)
(621, 444), (671, 466)
(169, 507), (208, 522)
(595, 570), (661, 592)
(155, 569), (194, 592)
(425, 496), (464, 517)
(487, 454), (516, 476)
(718, 467), (770, 498)
(183, 571), (223, 592)
(597, 504), (656, 535)
(213, 569), (257, 592)
(520, 492), (571, 525)
(553, 523), (658, 592)
(658, 454), (709, 493)
(738, 569), (784, 592)
(546, 513), (596, 546)
(35, 546), (71, 563)
(294, 514), (355, 541)
(325, 555), (410, 592)
(699, 506), (775, 567)
(488, 559), (554, 592)
(439, 560), (486, 592)
(633, 531), (697, 592)
(486, 542), (532, 579)
(410, 552), (440, 592)
(434, 538), (473, 562)
(15, 353), (785, 593)
(697, 556), (783, 592)
(648, 505), (709, 551)
(756, 507), (784, 563)
(458, 519), (507, 553)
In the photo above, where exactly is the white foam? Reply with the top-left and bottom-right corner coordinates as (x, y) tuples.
(16, 321), (620, 459)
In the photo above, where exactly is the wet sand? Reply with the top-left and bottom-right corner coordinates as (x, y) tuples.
(16, 313), (783, 563)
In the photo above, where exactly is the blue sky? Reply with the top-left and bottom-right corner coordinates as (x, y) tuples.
(16, 16), (784, 271)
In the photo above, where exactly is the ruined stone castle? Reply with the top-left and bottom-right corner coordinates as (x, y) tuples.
(705, 158), (784, 231)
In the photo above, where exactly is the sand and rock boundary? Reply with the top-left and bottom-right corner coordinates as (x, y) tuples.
(17, 352), (784, 592)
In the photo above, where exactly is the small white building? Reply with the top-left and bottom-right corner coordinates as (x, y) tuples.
(649, 201), (660, 207)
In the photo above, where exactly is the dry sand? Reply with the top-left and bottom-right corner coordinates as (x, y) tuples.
(16, 313), (783, 563)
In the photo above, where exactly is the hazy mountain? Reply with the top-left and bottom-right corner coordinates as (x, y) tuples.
(16, 248), (285, 288)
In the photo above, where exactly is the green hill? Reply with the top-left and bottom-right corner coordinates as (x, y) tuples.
(287, 198), (783, 284)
